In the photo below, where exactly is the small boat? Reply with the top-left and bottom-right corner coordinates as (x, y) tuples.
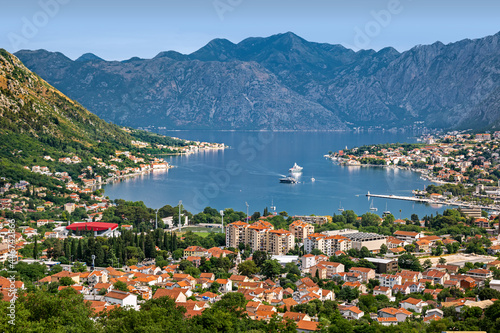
(382, 203), (391, 217)
(338, 201), (344, 212)
(289, 163), (303, 174)
(311, 177), (316, 182)
(280, 177), (297, 184)
(370, 200), (378, 211)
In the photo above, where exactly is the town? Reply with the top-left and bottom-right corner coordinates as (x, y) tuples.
(328, 132), (500, 212)
(3, 197), (500, 331)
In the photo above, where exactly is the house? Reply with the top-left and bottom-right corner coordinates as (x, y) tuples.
(339, 305), (364, 320)
(104, 290), (137, 308)
(376, 317), (399, 326)
(393, 230), (422, 243)
(393, 283), (412, 295)
(296, 320), (320, 332)
(282, 311), (311, 322)
(423, 270), (449, 285)
(467, 268), (493, 280)
(93, 283), (113, 295)
(415, 239), (431, 252)
(343, 281), (367, 294)
(398, 270), (422, 283)
(215, 278), (232, 293)
(379, 274), (402, 288)
(378, 307), (412, 322)
(183, 246), (208, 258)
(51, 271), (80, 284)
(400, 297), (428, 313)
(153, 288), (187, 303)
(373, 286), (392, 298)
(349, 267), (375, 283)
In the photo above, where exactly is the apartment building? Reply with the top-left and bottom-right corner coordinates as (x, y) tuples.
(304, 233), (352, 256)
(226, 221), (250, 249)
(267, 229), (295, 255)
(225, 220), (294, 255)
(289, 220), (314, 241)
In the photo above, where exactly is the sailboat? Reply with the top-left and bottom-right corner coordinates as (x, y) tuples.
(383, 203), (391, 216)
(338, 201), (344, 212)
(370, 200), (378, 212)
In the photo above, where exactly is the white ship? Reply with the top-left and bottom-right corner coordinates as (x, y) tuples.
(289, 163), (303, 174)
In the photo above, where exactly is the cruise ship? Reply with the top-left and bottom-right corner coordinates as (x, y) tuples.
(289, 163), (303, 173)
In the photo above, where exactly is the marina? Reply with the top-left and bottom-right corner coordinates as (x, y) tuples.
(366, 192), (497, 211)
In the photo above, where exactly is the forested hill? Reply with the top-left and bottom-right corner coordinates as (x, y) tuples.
(0, 49), (184, 167)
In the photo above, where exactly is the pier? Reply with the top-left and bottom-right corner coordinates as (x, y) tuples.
(365, 192), (496, 211)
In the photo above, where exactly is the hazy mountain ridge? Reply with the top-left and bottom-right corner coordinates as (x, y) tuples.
(15, 31), (500, 130)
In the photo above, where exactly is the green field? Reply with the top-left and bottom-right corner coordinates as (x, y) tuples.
(178, 226), (223, 237)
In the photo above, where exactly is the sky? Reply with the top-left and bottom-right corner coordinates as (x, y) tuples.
(1, 0), (499, 61)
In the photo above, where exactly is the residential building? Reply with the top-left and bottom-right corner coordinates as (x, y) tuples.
(400, 298), (428, 313)
(365, 258), (398, 273)
(104, 291), (137, 308)
(393, 231), (422, 243)
(289, 220), (314, 241)
(349, 267), (375, 283)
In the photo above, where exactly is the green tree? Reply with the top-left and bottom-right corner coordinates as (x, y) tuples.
(59, 276), (75, 286)
(114, 280), (129, 292)
(261, 260), (282, 279)
(238, 260), (259, 277)
(423, 259), (433, 270)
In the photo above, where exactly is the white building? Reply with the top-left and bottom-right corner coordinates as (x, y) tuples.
(104, 290), (137, 308)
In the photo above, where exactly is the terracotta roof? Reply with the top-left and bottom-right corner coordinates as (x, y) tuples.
(296, 320), (319, 331)
(105, 290), (133, 300)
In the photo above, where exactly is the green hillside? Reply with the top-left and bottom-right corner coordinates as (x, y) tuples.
(0, 49), (185, 185)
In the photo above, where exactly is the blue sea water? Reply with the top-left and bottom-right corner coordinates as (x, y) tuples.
(103, 131), (446, 219)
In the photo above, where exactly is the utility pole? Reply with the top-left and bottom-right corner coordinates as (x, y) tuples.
(178, 200), (182, 232)
(245, 202), (249, 222)
(155, 209), (158, 230)
(91, 254), (96, 271)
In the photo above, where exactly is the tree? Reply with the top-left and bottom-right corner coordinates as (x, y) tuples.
(446, 242), (460, 254)
(423, 259), (433, 270)
(479, 287), (500, 300)
(209, 281), (220, 293)
(337, 286), (360, 302)
(439, 257), (447, 265)
(432, 245), (443, 256)
(114, 280), (129, 292)
(212, 292), (247, 315)
(59, 276), (76, 286)
(238, 260), (258, 277)
(33, 235), (38, 259)
(252, 250), (270, 268)
(380, 244), (388, 255)
(261, 260), (282, 279)
(172, 249), (183, 260)
(50, 264), (63, 275)
(398, 253), (423, 272)
(404, 244), (416, 253)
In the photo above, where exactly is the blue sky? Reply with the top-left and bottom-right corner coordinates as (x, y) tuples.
(2, 0), (499, 60)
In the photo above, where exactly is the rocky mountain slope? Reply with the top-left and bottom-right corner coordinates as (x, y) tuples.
(15, 31), (500, 130)
(0, 49), (183, 167)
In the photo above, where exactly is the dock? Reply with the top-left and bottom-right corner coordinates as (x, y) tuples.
(365, 192), (495, 210)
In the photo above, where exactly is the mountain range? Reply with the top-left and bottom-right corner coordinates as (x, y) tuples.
(14, 31), (500, 131)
